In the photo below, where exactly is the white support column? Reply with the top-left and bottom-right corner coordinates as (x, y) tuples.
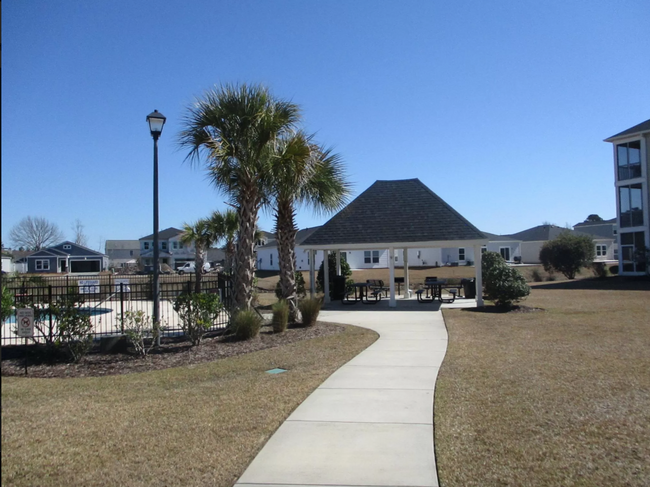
(309, 250), (316, 297)
(335, 251), (341, 276)
(474, 244), (484, 307)
(323, 250), (331, 303)
(403, 248), (410, 299)
(389, 247), (396, 307)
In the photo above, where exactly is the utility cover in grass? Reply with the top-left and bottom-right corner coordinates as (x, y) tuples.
(265, 368), (287, 374)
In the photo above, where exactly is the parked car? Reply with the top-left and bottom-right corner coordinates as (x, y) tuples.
(177, 262), (211, 275)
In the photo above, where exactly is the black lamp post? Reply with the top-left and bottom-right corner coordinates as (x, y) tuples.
(146, 109), (166, 346)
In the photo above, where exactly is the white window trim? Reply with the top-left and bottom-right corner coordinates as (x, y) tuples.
(35, 259), (50, 270)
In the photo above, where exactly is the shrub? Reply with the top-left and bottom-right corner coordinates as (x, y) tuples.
(465, 260), (474, 266)
(298, 297), (322, 327)
(173, 292), (224, 346)
(592, 262), (609, 279)
(122, 310), (160, 357)
(232, 308), (262, 340)
(317, 253), (352, 299)
(274, 271), (307, 299)
(539, 232), (596, 279)
(482, 251), (530, 309)
(53, 289), (93, 363)
(1, 285), (14, 324)
(530, 268), (544, 282)
(271, 300), (289, 333)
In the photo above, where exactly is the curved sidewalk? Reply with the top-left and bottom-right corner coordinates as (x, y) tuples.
(235, 300), (465, 487)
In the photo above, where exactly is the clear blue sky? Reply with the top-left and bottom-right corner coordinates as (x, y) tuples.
(3, 0), (649, 251)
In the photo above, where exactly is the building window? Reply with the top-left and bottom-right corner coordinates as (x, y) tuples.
(458, 248), (465, 261)
(161, 242), (168, 251)
(372, 251), (379, 263)
(35, 259), (50, 271)
(500, 247), (511, 261)
(143, 242), (150, 250)
(130, 250), (133, 256)
(364, 251), (380, 264)
(617, 141), (642, 180)
(63, 244), (72, 250)
(596, 244), (607, 257)
(619, 183), (644, 227)
(270, 254), (273, 266)
(621, 231), (647, 273)
(172, 241), (178, 249)
(364, 251), (371, 264)
(481, 246), (487, 254)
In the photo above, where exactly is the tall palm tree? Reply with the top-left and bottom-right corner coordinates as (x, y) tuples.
(267, 131), (351, 321)
(207, 209), (238, 274)
(180, 219), (211, 293)
(178, 83), (300, 309)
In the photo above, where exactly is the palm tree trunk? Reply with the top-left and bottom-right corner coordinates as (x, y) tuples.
(277, 200), (299, 322)
(234, 196), (259, 309)
(195, 244), (204, 294)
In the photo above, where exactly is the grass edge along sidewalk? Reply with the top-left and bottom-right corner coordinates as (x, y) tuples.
(434, 281), (650, 487)
(1, 323), (378, 487)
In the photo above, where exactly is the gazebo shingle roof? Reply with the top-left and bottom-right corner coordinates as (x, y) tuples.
(302, 179), (486, 247)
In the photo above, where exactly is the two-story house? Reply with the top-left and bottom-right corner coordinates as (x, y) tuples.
(605, 119), (650, 275)
(139, 227), (197, 270)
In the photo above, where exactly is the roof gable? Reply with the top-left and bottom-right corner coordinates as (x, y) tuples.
(139, 227), (184, 241)
(605, 118), (650, 142)
(302, 179), (486, 247)
(50, 241), (105, 257)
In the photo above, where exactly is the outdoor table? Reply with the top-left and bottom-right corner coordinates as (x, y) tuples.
(424, 278), (447, 301)
(343, 282), (368, 303)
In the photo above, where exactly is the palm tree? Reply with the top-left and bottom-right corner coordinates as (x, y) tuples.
(178, 83), (300, 309)
(267, 131), (351, 321)
(180, 219), (211, 293)
(207, 209), (238, 274)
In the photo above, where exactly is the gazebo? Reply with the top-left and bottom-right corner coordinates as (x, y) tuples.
(301, 178), (488, 307)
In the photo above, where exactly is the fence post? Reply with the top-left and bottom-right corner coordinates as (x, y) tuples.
(120, 283), (124, 333)
(48, 285), (53, 344)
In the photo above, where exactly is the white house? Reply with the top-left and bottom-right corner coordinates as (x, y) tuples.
(256, 227), (325, 271)
(604, 119), (650, 275)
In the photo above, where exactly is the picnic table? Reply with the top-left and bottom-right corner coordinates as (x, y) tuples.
(342, 282), (382, 305)
(416, 277), (456, 303)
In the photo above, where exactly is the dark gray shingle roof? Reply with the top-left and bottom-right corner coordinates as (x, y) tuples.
(302, 179), (486, 247)
(139, 227), (184, 241)
(258, 227), (322, 249)
(605, 119), (650, 141)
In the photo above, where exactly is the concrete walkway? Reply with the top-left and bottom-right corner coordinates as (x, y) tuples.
(235, 298), (475, 487)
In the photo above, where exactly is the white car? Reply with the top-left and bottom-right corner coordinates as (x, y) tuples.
(177, 262), (211, 275)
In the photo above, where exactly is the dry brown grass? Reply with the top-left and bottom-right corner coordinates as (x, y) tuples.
(435, 279), (650, 486)
(1, 324), (377, 487)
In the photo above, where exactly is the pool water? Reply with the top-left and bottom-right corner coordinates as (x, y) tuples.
(5, 307), (113, 325)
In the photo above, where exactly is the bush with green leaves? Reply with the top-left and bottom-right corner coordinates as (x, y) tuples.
(317, 253), (352, 299)
(298, 297), (322, 327)
(53, 289), (93, 363)
(232, 308), (263, 340)
(173, 292), (224, 346)
(274, 271), (306, 299)
(272, 300), (289, 333)
(539, 232), (595, 279)
(482, 251), (530, 309)
(121, 310), (161, 357)
(1, 285), (14, 324)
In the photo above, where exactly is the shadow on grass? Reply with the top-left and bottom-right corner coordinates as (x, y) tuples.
(462, 305), (545, 314)
(531, 275), (650, 291)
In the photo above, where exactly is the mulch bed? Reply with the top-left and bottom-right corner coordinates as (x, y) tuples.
(462, 305), (545, 314)
(1, 321), (344, 379)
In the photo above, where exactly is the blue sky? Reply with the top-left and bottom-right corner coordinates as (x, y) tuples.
(2, 0), (649, 251)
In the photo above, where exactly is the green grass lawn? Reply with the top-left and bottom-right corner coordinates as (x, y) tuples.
(1, 324), (377, 487)
(435, 278), (650, 486)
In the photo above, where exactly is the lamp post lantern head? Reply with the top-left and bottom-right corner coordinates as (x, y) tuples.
(146, 109), (166, 137)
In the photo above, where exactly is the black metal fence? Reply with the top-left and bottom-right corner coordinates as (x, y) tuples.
(1, 274), (232, 345)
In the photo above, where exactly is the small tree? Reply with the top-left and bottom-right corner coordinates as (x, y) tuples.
(482, 251), (530, 309)
(53, 289), (94, 363)
(173, 292), (224, 346)
(539, 232), (595, 279)
(1, 285), (14, 324)
(317, 253), (352, 299)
